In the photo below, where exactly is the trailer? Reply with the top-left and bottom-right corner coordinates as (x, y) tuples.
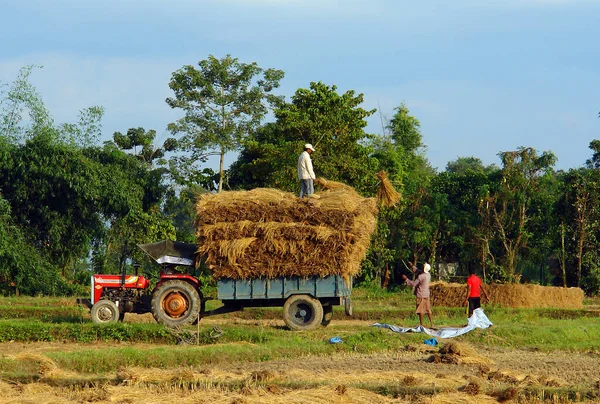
(87, 240), (352, 331)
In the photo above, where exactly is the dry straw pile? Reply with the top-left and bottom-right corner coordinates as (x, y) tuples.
(431, 282), (583, 309)
(195, 185), (380, 280)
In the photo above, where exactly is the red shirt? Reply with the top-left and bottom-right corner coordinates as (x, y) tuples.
(467, 275), (482, 298)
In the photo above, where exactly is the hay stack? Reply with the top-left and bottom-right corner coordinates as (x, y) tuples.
(429, 342), (493, 366)
(195, 187), (378, 280)
(431, 282), (584, 309)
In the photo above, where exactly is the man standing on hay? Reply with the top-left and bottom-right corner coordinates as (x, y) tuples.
(402, 263), (434, 328)
(298, 143), (316, 198)
(464, 268), (490, 318)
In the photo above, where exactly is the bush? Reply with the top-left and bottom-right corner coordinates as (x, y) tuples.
(580, 269), (600, 296)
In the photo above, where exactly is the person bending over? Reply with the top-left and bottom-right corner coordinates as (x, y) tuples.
(401, 262), (434, 328)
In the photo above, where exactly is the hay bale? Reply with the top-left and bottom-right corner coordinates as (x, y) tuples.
(430, 282), (583, 309)
(196, 187), (378, 280)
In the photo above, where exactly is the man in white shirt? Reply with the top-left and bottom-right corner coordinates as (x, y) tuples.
(297, 143), (316, 198)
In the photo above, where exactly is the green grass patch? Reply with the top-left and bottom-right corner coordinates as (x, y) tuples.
(0, 320), (177, 343)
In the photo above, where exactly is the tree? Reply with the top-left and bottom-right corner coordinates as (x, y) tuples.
(112, 127), (177, 165)
(481, 147), (557, 281)
(0, 65), (51, 142)
(166, 54), (284, 191)
(446, 156), (499, 175)
(229, 82), (379, 194)
(370, 103), (435, 281)
(431, 169), (495, 279)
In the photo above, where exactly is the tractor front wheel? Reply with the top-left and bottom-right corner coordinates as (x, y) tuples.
(283, 295), (323, 331)
(91, 300), (120, 324)
(151, 280), (201, 327)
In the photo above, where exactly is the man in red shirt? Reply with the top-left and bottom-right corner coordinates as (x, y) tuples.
(464, 268), (490, 317)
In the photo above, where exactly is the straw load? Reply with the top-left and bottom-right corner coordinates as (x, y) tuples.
(195, 186), (379, 280)
(431, 282), (584, 309)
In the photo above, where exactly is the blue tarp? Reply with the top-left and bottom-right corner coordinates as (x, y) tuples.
(372, 308), (493, 339)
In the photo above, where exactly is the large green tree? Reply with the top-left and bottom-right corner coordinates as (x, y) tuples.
(480, 147), (557, 281)
(229, 82), (379, 194)
(166, 54), (284, 191)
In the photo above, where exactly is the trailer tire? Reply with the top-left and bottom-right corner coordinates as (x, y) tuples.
(91, 300), (120, 324)
(151, 280), (201, 327)
(344, 296), (353, 316)
(283, 295), (323, 331)
(321, 304), (333, 327)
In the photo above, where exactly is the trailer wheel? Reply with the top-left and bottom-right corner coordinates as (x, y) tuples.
(321, 305), (333, 327)
(91, 300), (120, 324)
(283, 295), (323, 331)
(151, 280), (201, 327)
(344, 296), (353, 316)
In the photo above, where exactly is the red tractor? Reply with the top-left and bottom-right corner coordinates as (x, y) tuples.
(89, 240), (204, 327)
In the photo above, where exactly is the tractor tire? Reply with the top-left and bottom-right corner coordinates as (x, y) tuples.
(321, 304), (333, 327)
(151, 280), (201, 327)
(91, 300), (120, 324)
(283, 294), (323, 331)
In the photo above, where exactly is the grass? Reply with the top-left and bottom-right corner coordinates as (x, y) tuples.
(1, 286), (600, 402)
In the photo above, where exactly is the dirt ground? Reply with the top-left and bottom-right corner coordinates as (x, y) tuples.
(1, 318), (599, 403)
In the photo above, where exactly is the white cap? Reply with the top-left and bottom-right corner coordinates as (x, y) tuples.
(304, 143), (315, 151)
(423, 263), (431, 273)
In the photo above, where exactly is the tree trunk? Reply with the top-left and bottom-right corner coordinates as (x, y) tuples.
(218, 147), (225, 192)
(560, 223), (567, 288)
(576, 232), (584, 287)
(382, 262), (390, 289)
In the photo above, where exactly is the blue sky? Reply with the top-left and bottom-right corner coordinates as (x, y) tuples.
(1, 0), (599, 171)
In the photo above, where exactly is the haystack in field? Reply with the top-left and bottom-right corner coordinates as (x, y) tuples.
(195, 187), (378, 280)
(431, 282), (583, 309)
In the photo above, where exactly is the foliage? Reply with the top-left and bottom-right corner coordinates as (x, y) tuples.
(166, 54), (284, 191)
(0, 320), (177, 344)
(0, 194), (77, 296)
(163, 185), (205, 243)
(112, 126), (177, 165)
(0, 65), (51, 143)
(480, 147), (557, 281)
(229, 82), (379, 194)
(365, 103), (436, 283)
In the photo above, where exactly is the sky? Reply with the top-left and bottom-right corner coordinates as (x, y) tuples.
(1, 0), (599, 171)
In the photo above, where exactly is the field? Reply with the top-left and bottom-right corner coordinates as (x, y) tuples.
(0, 287), (599, 403)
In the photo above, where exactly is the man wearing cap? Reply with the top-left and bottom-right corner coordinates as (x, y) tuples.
(298, 143), (316, 198)
(401, 262), (434, 328)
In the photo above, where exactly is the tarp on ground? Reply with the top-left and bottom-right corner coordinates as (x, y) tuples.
(372, 308), (493, 339)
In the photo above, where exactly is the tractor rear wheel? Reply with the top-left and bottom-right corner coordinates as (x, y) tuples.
(283, 295), (323, 331)
(91, 300), (120, 324)
(151, 280), (201, 327)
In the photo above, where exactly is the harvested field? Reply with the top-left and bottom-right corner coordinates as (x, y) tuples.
(195, 187), (378, 280)
(431, 282), (584, 309)
(1, 337), (599, 403)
